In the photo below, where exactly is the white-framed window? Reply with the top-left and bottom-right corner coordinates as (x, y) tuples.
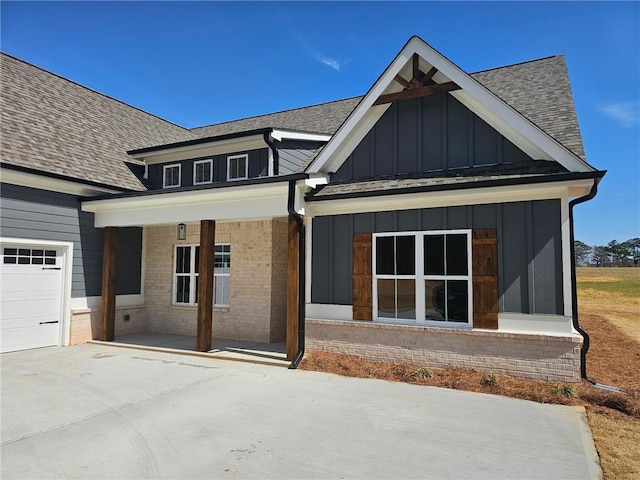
(174, 244), (231, 306)
(373, 230), (472, 325)
(227, 154), (248, 181)
(193, 159), (213, 185)
(163, 163), (181, 188)
(214, 244), (230, 306)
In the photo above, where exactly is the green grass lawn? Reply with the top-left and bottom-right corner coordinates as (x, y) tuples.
(577, 267), (640, 298)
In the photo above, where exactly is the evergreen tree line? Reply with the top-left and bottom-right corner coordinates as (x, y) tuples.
(574, 238), (640, 267)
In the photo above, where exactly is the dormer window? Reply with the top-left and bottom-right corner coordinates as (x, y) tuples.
(227, 154), (248, 181)
(194, 159), (213, 185)
(163, 163), (181, 188)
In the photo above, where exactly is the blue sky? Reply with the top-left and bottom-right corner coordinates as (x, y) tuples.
(1, 1), (638, 246)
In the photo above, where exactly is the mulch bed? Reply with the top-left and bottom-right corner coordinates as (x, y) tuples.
(299, 314), (640, 419)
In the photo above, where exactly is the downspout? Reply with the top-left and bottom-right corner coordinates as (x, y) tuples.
(264, 132), (279, 176)
(287, 180), (305, 369)
(569, 180), (599, 383)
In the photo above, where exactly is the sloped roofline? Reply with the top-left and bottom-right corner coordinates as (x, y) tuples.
(306, 36), (595, 175)
(0, 52), (191, 134)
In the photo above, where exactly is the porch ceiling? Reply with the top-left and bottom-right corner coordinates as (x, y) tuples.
(82, 181), (291, 227)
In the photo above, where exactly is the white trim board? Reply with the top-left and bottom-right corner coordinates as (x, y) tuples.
(306, 179), (594, 217)
(1, 167), (122, 197)
(82, 182), (291, 227)
(134, 135), (267, 165)
(307, 36), (593, 176)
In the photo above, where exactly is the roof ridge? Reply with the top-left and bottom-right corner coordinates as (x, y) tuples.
(471, 55), (561, 75)
(0, 51), (192, 133)
(190, 95), (363, 131)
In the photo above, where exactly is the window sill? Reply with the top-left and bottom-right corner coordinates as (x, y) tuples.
(171, 304), (230, 311)
(374, 318), (472, 329)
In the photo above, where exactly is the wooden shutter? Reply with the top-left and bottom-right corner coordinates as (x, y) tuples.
(352, 233), (373, 321)
(472, 229), (499, 329)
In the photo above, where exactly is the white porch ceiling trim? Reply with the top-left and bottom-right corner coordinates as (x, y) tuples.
(82, 182), (291, 227)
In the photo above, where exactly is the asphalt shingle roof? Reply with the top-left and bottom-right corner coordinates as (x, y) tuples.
(191, 55), (587, 164)
(472, 55), (586, 161)
(1, 53), (195, 191)
(190, 97), (362, 138)
(1, 52), (587, 192)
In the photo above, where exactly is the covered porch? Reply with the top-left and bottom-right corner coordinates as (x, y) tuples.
(81, 177), (310, 364)
(90, 332), (288, 367)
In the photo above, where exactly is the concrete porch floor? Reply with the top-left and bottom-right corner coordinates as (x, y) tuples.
(90, 332), (289, 367)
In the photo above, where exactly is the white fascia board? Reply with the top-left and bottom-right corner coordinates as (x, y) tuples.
(304, 173), (330, 189)
(306, 178), (595, 217)
(271, 129), (331, 142)
(83, 183), (290, 227)
(135, 135), (267, 165)
(308, 36), (592, 175)
(0, 167), (123, 196)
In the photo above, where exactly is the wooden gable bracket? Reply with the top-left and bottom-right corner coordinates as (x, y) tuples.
(374, 53), (461, 106)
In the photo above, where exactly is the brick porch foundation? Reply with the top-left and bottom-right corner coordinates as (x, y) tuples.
(306, 318), (582, 383)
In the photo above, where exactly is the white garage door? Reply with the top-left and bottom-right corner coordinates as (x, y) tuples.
(1, 246), (63, 353)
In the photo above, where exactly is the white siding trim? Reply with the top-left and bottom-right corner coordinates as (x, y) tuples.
(560, 195), (573, 317)
(306, 303), (353, 321)
(0, 167), (121, 196)
(498, 313), (574, 334)
(306, 180), (593, 217)
(305, 216), (312, 304)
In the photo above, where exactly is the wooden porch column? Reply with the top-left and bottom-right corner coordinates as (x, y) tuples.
(197, 220), (215, 352)
(100, 227), (118, 341)
(286, 215), (300, 360)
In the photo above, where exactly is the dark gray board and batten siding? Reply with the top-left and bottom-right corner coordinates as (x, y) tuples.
(147, 148), (269, 190)
(276, 140), (325, 175)
(333, 94), (564, 181)
(311, 200), (564, 316)
(1, 183), (142, 297)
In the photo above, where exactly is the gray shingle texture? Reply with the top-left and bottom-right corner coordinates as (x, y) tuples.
(1, 53), (195, 191)
(472, 56), (586, 161)
(1, 52), (587, 192)
(191, 56), (587, 163)
(190, 97), (363, 138)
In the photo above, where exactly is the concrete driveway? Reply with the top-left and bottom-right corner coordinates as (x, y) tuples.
(1, 344), (601, 479)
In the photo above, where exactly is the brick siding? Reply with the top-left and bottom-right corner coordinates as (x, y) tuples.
(144, 220), (287, 343)
(306, 318), (582, 383)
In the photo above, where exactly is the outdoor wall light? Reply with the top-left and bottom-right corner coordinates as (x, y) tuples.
(177, 223), (187, 241)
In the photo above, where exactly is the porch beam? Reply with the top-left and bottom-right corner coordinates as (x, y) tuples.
(372, 81), (460, 106)
(100, 227), (118, 341)
(286, 215), (300, 361)
(197, 220), (215, 352)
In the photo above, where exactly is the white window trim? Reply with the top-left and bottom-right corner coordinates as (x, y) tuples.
(193, 159), (213, 185)
(173, 244), (230, 307)
(163, 163), (181, 188)
(227, 154), (248, 181)
(214, 244), (230, 307)
(372, 229), (473, 327)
